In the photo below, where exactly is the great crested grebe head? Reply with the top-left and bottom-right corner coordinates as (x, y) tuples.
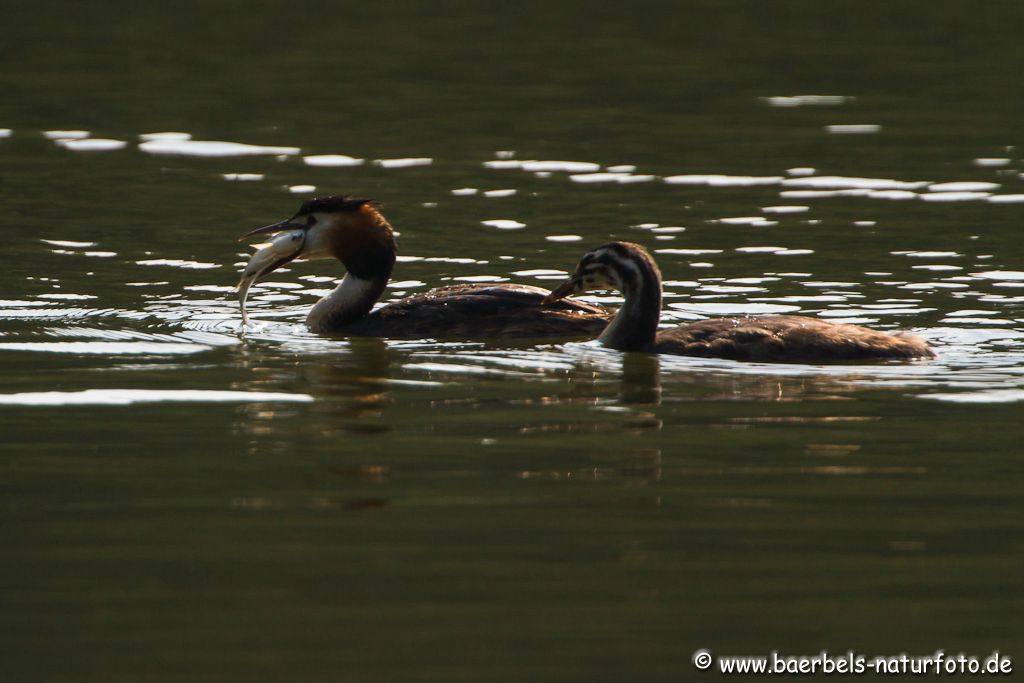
(543, 241), (660, 304)
(238, 195), (397, 286)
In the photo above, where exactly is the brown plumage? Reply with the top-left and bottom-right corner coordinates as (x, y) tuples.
(650, 314), (933, 361)
(544, 242), (935, 362)
(341, 283), (608, 338)
(237, 196), (610, 338)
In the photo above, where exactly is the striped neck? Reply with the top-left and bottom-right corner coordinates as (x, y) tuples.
(596, 250), (662, 352)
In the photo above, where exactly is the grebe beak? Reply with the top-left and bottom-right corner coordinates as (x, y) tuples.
(237, 218), (307, 241)
(542, 276), (583, 305)
(237, 228), (308, 325)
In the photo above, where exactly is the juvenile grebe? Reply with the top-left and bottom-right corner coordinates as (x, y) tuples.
(237, 196), (610, 338)
(543, 242), (935, 362)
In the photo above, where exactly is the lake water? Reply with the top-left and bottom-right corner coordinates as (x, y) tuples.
(2, 2), (1022, 680)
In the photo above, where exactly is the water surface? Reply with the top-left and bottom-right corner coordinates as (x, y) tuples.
(2, 2), (1022, 680)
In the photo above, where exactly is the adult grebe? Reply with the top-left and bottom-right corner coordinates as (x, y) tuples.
(543, 242), (935, 362)
(237, 196), (610, 337)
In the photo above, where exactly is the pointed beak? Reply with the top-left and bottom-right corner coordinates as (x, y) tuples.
(237, 228), (308, 325)
(238, 219), (307, 242)
(542, 275), (583, 305)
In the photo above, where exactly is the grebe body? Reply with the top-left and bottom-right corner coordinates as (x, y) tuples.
(237, 196), (609, 338)
(544, 242), (935, 362)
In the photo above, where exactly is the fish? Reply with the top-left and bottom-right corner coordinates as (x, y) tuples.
(237, 229), (307, 326)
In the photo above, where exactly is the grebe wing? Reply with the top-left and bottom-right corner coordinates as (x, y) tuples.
(654, 315), (934, 361)
(342, 283), (610, 339)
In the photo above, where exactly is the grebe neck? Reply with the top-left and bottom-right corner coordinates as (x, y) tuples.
(306, 273), (388, 333)
(597, 256), (662, 352)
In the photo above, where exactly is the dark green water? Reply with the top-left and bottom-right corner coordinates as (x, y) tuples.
(2, 2), (1023, 680)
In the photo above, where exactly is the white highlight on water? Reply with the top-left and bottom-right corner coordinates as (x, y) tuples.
(373, 157), (433, 168)
(0, 389), (314, 406)
(303, 154), (364, 167)
(481, 219), (526, 230)
(826, 124), (881, 134)
(139, 139), (300, 157)
(57, 138), (127, 151)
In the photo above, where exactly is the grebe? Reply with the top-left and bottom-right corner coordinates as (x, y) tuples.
(543, 242), (935, 362)
(237, 196), (610, 338)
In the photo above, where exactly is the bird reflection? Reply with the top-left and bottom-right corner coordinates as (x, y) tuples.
(234, 337), (401, 446)
(619, 351), (662, 406)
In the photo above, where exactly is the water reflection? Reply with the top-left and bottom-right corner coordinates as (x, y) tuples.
(619, 352), (662, 406)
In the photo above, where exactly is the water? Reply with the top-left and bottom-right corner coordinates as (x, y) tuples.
(2, 2), (1023, 680)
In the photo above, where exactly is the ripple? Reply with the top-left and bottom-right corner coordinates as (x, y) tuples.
(0, 128), (11, 138)
(288, 185), (316, 194)
(545, 235), (582, 242)
(303, 154), (364, 167)
(0, 389), (313, 406)
(518, 160), (600, 173)
(893, 250), (963, 258)
(736, 246), (787, 253)
(973, 158), (1011, 167)
(570, 172), (655, 184)
(667, 302), (801, 315)
(919, 192), (991, 202)
(37, 293), (96, 300)
(0, 300), (47, 307)
(449, 275), (507, 284)
(700, 284), (766, 293)
(655, 248), (723, 255)
(451, 188), (479, 196)
(483, 160), (522, 170)
(868, 190), (918, 200)
(0, 341), (207, 355)
(222, 173), (264, 181)
(779, 190), (873, 199)
(139, 132), (191, 141)
(136, 258), (221, 269)
(483, 189), (517, 197)
(920, 389), (1024, 404)
(664, 174), (783, 186)
(715, 216), (777, 226)
(139, 139), (300, 157)
(43, 130), (90, 140)
(762, 205), (810, 214)
(988, 194), (1024, 204)
(928, 181), (1001, 192)
(971, 270), (1024, 281)
(41, 239), (97, 248)
(782, 176), (927, 190)
(762, 95), (850, 107)
(819, 307), (934, 317)
(374, 157), (432, 168)
(752, 295), (846, 303)
(826, 124), (881, 134)
(481, 219), (526, 230)
(56, 138), (127, 151)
